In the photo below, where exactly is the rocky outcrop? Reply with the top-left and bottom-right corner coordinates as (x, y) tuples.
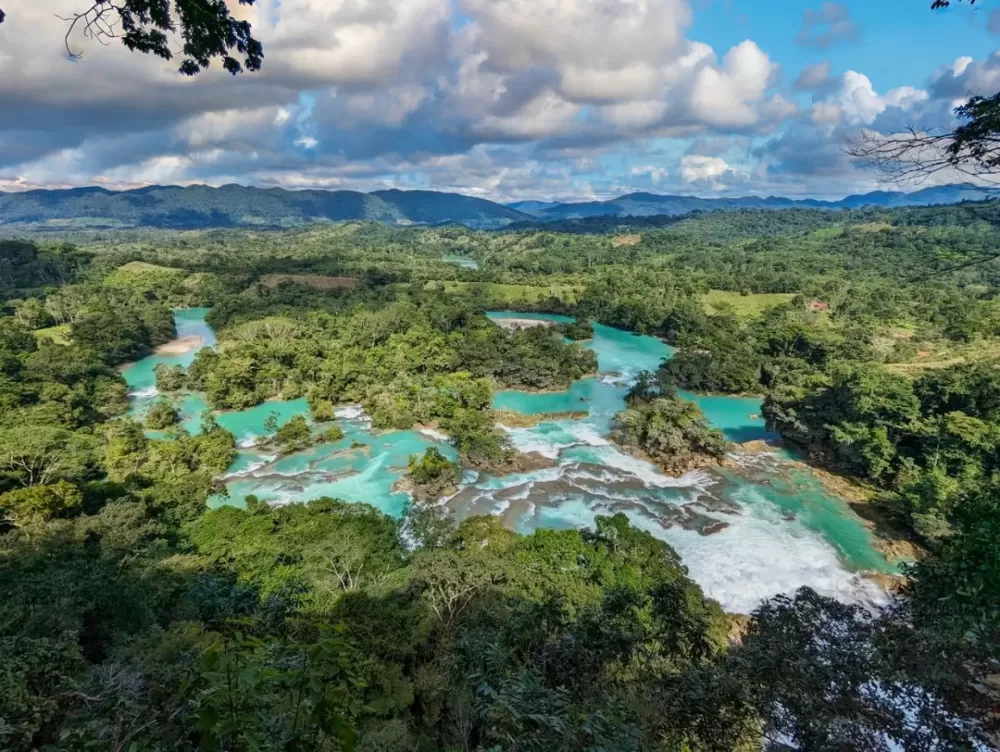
(494, 409), (589, 427)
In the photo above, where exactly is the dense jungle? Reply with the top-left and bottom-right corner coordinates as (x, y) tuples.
(1, 202), (998, 750)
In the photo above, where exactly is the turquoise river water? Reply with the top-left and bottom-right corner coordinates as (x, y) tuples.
(122, 308), (895, 613)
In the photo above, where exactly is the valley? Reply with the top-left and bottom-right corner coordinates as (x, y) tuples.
(3, 201), (997, 748)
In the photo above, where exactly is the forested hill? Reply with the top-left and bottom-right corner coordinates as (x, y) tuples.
(0, 184), (531, 230)
(1, 182), (998, 231)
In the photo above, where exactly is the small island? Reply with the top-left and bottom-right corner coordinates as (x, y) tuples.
(396, 447), (462, 502)
(610, 371), (729, 475)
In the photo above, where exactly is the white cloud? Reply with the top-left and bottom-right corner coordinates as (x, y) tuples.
(0, 0), (984, 200)
(459, 0), (692, 87)
(928, 51), (1000, 101)
(631, 164), (669, 183)
(259, 0), (451, 85)
(828, 72), (928, 125)
(679, 154), (746, 190)
(689, 41), (783, 128)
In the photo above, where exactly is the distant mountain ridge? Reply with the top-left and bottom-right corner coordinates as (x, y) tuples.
(512, 184), (1000, 220)
(1, 182), (997, 230)
(0, 184), (531, 230)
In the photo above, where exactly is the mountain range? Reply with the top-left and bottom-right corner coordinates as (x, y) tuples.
(508, 184), (1000, 221)
(0, 182), (997, 230)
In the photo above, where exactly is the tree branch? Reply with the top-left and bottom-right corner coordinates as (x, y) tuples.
(845, 127), (1000, 186)
(57, 2), (127, 60)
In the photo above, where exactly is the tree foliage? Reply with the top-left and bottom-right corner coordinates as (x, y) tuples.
(1, 0), (264, 76)
(0, 206), (995, 749)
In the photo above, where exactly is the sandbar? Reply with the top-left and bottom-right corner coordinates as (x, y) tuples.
(155, 335), (205, 355)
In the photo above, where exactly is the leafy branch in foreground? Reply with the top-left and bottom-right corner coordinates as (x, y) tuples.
(847, 1), (1000, 186)
(1, 0), (263, 75)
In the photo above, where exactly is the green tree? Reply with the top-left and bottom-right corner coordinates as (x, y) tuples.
(0, 426), (98, 489)
(145, 398), (180, 430)
(0, 481), (83, 528)
(0, 0), (264, 76)
(405, 447), (461, 501)
(154, 363), (186, 392)
(269, 414), (312, 452)
(611, 390), (729, 474)
(102, 419), (149, 482)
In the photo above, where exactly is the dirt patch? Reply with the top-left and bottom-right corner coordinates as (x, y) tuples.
(736, 438), (783, 455)
(259, 274), (358, 290)
(611, 234), (642, 247)
(726, 613), (751, 645)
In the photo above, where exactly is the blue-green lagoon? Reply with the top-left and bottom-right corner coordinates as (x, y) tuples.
(122, 308), (894, 613)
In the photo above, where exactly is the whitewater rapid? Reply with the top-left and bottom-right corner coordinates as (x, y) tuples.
(123, 308), (895, 614)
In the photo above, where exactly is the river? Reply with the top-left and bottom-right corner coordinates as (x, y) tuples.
(122, 308), (895, 614)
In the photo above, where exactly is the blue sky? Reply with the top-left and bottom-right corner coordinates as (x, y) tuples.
(1, 0), (998, 200)
(692, 1), (998, 90)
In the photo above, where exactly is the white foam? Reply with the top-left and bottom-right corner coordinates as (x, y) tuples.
(481, 465), (569, 490)
(490, 499), (511, 515)
(633, 493), (890, 613)
(566, 422), (611, 447)
(418, 427), (450, 442)
(335, 404), (366, 421)
(503, 419), (610, 460)
(130, 386), (160, 399)
(224, 456), (277, 478)
(238, 433), (259, 449)
(583, 445), (710, 489)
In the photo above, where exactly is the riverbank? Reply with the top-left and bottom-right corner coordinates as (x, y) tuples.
(734, 439), (924, 565)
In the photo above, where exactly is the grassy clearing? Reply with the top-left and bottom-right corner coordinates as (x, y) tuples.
(611, 234), (642, 247)
(854, 222), (893, 232)
(809, 226), (844, 239)
(32, 324), (71, 345)
(114, 261), (185, 275)
(104, 261), (188, 292)
(258, 274), (358, 290)
(424, 280), (583, 304)
(886, 338), (1000, 375)
(701, 290), (796, 317)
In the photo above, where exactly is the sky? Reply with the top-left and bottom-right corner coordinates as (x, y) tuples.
(1, 0), (999, 202)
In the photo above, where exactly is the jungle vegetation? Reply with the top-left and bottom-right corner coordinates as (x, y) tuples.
(0, 203), (998, 748)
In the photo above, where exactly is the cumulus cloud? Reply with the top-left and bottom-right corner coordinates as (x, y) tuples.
(749, 50), (1000, 197)
(795, 3), (862, 50)
(0, 0), (988, 201)
(689, 41), (784, 128)
(679, 155), (748, 190)
(928, 52), (1000, 100)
